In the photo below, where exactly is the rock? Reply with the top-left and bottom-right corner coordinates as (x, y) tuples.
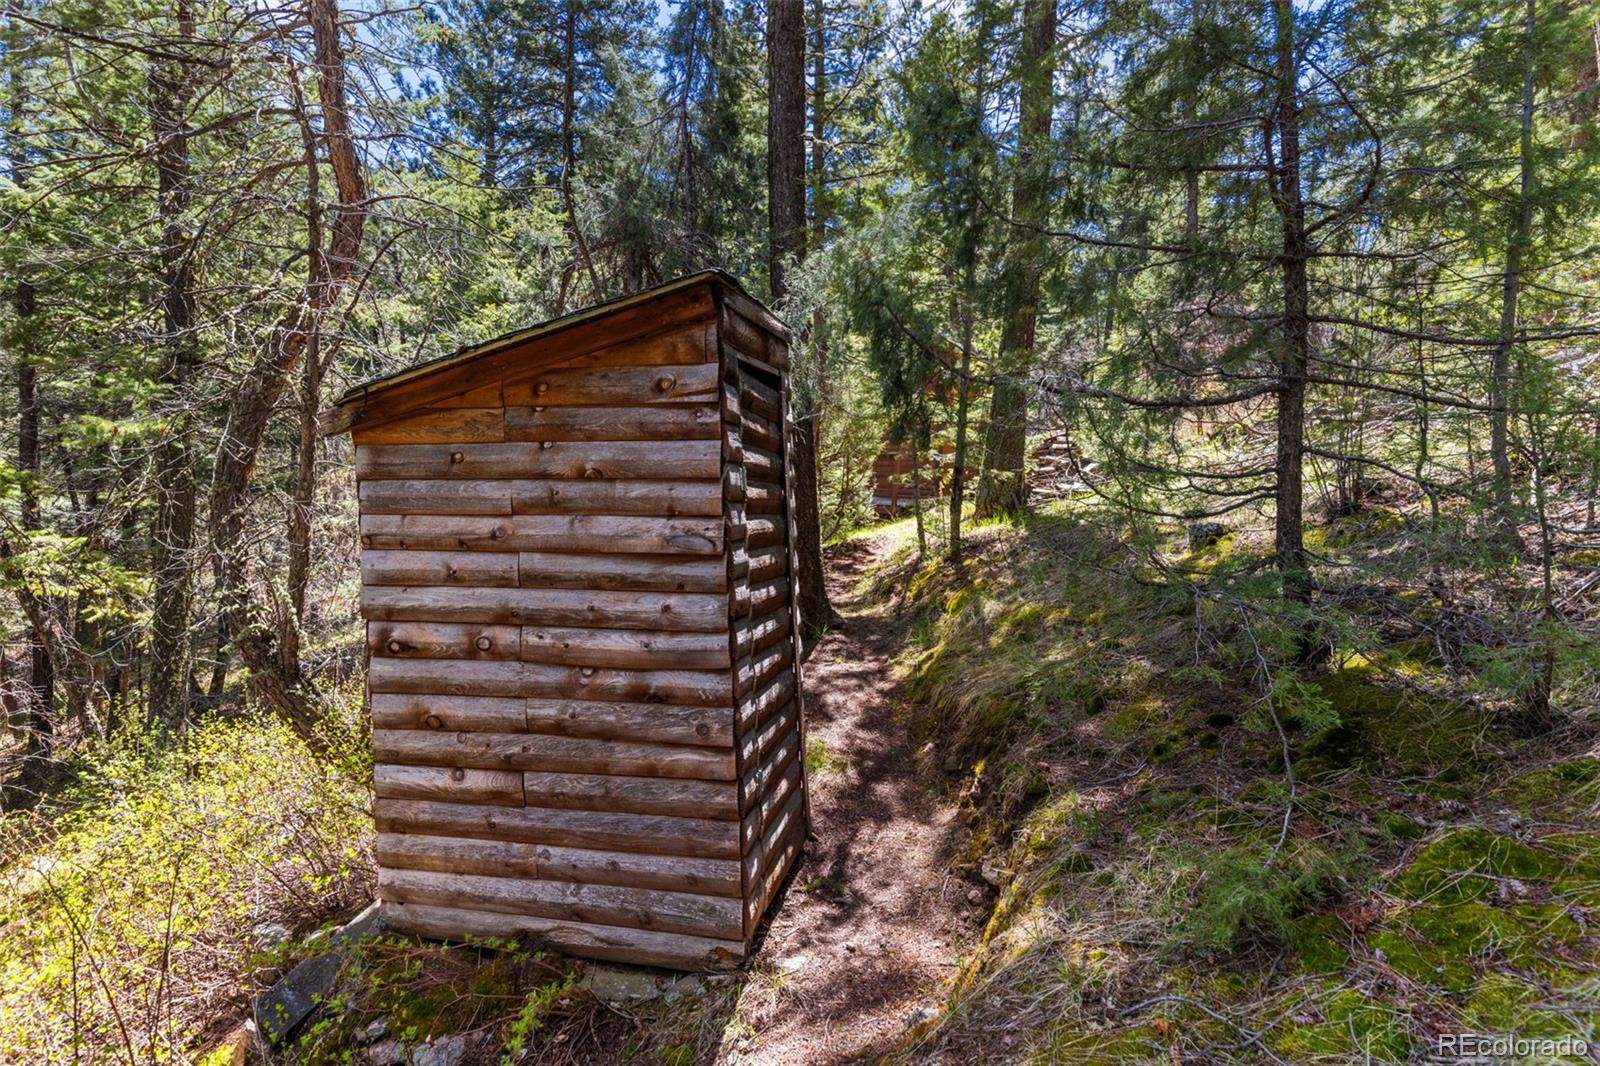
(204, 1022), (252, 1066)
(366, 1038), (406, 1066)
(668, 975), (704, 997)
(254, 952), (340, 1043)
(412, 1034), (470, 1066)
(334, 901), (383, 945)
(1187, 522), (1230, 551)
(978, 857), (1005, 887)
(250, 923), (292, 951)
(359, 1016), (390, 1045)
(905, 1005), (938, 1029)
(941, 754), (963, 773)
(582, 964), (662, 1003)
(966, 887), (984, 905)
(776, 953), (809, 975)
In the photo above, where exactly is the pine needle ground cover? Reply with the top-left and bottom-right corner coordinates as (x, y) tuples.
(876, 503), (1600, 1064)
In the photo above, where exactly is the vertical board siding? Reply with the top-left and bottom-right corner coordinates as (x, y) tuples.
(349, 279), (804, 970)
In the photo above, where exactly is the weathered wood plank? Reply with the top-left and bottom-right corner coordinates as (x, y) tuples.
(378, 901), (744, 970)
(745, 517), (783, 549)
(504, 404), (721, 442)
(522, 771), (738, 820)
(510, 479), (721, 517)
(373, 731), (737, 781)
(723, 289), (791, 346)
(738, 730), (800, 816)
(368, 658), (732, 706)
(525, 699), (733, 747)
(361, 549), (519, 587)
(504, 363), (719, 407)
(352, 408), (506, 446)
(373, 765), (525, 806)
(517, 552), (725, 593)
(739, 412), (781, 452)
(744, 479), (782, 513)
(520, 626), (730, 670)
(356, 440), (721, 481)
(375, 833), (742, 897)
(748, 577), (787, 615)
(370, 693), (527, 733)
(522, 321), (713, 371)
(738, 374), (782, 422)
(736, 688), (800, 765)
(360, 480), (510, 515)
(734, 609), (791, 660)
(362, 479), (721, 518)
(373, 798), (740, 859)
(360, 586), (727, 632)
(746, 548), (786, 584)
(379, 867), (744, 941)
(734, 646), (789, 699)
(359, 514), (723, 555)
(324, 283), (716, 436)
(368, 622), (521, 660)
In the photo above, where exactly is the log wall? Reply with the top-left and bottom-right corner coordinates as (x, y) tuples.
(342, 274), (806, 970)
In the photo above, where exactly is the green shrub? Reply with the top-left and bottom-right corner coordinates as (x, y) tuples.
(1175, 845), (1346, 955)
(0, 706), (372, 1063)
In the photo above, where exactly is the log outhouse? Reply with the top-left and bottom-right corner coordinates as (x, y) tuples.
(323, 271), (809, 970)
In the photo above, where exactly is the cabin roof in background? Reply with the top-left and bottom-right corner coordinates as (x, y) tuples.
(328, 268), (785, 412)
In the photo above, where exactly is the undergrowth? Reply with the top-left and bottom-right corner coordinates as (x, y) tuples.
(0, 697), (373, 1063)
(877, 500), (1600, 1063)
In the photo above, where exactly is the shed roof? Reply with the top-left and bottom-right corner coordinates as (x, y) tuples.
(327, 270), (785, 424)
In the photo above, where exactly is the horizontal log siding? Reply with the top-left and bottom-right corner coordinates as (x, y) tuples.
(352, 281), (801, 967)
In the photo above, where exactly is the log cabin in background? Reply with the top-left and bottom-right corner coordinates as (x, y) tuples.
(322, 271), (810, 970)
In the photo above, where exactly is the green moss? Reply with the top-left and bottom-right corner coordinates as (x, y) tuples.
(1464, 973), (1593, 1042)
(1274, 987), (1413, 1060)
(1498, 760), (1600, 816)
(1406, 901), (1521, 958)
(1369, 928), (1474, 992)
(1378, 812), (1425, 841)
(1392, 827), (1557, 905)
(1301, 668), (1489, 781)
(1289, 914), (1351, 975)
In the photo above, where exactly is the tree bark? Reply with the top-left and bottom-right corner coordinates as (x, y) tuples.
(768, 0), (832, 648)
(974, 0), (1055, 520)
(950, 267), (976, 564)
(147, 0), (199, 733)
(1269, 0), (1310, 613)
(559, 0), (602, 309)
(286, 330), (323, 622)
(208, 0), (366, 749)
(1489, 0), (1536, 543)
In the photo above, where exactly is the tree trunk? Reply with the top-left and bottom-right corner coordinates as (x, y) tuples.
(208, 0), (366, 750)
(1489, 0), (1536, 543)
(147, 0), (199, 733)
(287, 330), (322, 622)
(1270, 0), (1310, 615)
(769, 0), (832, 648)
(975, 0), (1055, 520)
(560, 0), (601, 308)
(950, 273), (975, 564)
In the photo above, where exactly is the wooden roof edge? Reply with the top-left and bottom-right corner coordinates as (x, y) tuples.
(323, 269), (787, 433)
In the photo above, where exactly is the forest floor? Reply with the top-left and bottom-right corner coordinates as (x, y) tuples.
(723, 532), (972, 1063)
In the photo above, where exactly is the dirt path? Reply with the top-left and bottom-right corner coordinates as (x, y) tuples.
(730, 535), (970, 1065)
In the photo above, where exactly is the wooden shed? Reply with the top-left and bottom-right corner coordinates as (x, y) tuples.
(322, 271), (809, 970)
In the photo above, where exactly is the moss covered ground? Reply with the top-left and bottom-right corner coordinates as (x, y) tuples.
(876, 503), (1600, 1064)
